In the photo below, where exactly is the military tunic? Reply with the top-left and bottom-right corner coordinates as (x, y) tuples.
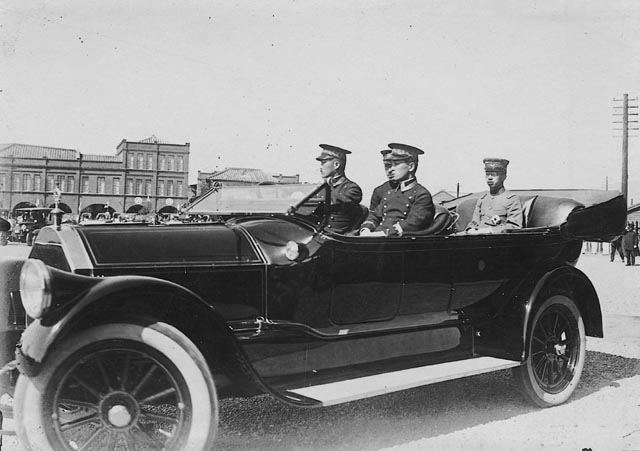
(369, 181), (393, 211)
(467, 189), (523, 232)
(325, 175), (363, 233)
(361, 179), (435, 237)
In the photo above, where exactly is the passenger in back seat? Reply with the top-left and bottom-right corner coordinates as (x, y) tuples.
(465, 158), (523, 234)
(360, 143), (435, 237)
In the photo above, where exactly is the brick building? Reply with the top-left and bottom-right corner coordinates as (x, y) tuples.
(0, 136), (190, 218)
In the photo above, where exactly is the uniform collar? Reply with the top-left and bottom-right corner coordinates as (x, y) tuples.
(328, 174), (346, 188)
(398, 177), (417, 192)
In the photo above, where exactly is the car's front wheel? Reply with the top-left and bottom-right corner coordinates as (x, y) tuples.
(513, 294), (586, 407)
(15, 322), (218, 450)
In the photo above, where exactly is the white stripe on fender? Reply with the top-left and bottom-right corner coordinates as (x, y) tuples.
(288, 357), (521, 406)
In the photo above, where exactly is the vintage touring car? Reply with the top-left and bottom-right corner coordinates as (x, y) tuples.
(0, 182), (626, 450)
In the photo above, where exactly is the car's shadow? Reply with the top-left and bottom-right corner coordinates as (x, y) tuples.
(215, 351), (639, 451)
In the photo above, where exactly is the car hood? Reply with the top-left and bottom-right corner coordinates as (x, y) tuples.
(74, 223), (261, 266)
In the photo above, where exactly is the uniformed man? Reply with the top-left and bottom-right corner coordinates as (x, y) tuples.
(466, 158), (523, 234)
(360, 143), (435, 237)
(316, 144), (363, 233)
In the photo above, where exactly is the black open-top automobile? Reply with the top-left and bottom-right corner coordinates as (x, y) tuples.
(0, 182), (626, 450)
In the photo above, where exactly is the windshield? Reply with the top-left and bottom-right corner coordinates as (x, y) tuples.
(187, 183), (326, 215)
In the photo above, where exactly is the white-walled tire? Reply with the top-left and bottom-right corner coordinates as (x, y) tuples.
(513, 295), (586, 407)
(15, 322), (218, 450)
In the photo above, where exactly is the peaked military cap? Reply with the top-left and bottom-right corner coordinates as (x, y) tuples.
(384, 143), (425, 161)
(483, 158), (510, 173)
(316, 144), (352, 161)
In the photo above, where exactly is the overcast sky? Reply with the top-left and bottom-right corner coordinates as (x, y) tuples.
(2, 1), (640, 202)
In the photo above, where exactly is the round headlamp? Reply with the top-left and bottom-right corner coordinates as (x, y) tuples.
(20, 259), (52, 319)
(285, 241), (300, 261)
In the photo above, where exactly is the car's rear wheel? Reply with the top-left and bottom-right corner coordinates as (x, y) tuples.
(15, 322), (218, 450)
(513, 294), (585, 407)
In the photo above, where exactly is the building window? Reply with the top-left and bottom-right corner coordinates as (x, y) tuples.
(23, 174), (32, 191)
(147, 154), (153, 170)
(135, 179), (143, 195)
(129, 154), (135, 169)
(97, 177), (106, 194)
(34, 175), (41, 191)
(167, 180), (174, 197)
(145, 180), (151, 196)
(67, 176), (75, 193)
(167, 156), (174, 171)
(178, 156), (184, 172)
(46, 175), (55, 191)
(81, 176), (90, 194)
(56, 175), (66, 191)
(0, 173), (5, 191)
(158, 180), (165, 196)
(138, 154), (144, 169)
(159, 155), (165, 171)
(113, 177), (120, 195)
(13, 175), (20, 191)
(126, 179), (133, 194)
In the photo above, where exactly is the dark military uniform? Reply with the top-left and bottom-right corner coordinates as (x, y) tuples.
(369, 181), (393, 211)
(467, 190), (523, 232)
(326, 174), (363, 233)
(361, 178), (434, 237)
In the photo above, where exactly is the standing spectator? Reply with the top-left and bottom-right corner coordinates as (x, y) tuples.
(610, 235), (624, 262)
(621, 224), (638, 266)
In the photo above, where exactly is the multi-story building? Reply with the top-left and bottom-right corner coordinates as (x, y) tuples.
(0, 136), (190, 218)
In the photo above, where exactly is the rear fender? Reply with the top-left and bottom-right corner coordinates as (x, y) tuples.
(19, 276), (269, 396)
(522, 265), (602, 357)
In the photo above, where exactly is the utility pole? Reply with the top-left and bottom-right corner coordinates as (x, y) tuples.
(613, 94), (639, 204)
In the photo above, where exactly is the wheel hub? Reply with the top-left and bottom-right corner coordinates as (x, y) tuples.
(100, 391), (139, 429)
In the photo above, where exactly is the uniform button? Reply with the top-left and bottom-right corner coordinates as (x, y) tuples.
(406, 204), (410, 207)
(383, 213), (387, 216)
(327, 224), (332, 228)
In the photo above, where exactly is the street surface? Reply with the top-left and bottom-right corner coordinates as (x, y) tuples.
(0, 244), (639, 450)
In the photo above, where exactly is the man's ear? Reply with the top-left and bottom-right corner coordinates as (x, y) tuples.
(408, 161), (416, 172)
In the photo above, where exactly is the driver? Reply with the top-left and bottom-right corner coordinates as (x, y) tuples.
(316, 144), (363, 233)
(360, 143), (435, 237)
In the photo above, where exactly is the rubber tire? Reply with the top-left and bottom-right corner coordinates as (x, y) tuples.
(513, 295), (586, 407)
(14, 322), (218, 451)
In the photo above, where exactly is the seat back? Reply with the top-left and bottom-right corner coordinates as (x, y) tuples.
(453, 194), (582, 231)
(405, 205), (454, 236)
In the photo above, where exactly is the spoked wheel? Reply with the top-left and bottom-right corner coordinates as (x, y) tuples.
(15, 322), (218, 451)
(513, 294), (586, 407)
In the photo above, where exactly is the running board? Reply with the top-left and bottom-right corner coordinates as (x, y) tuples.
(287, 357), (521, 406)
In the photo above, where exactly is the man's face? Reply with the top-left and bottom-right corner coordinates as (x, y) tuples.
(485, 171), (506, 191)
(319, 158), (339, 179)
(384, 159), (414, 182)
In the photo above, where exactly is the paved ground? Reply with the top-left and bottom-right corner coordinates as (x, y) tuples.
(1, 244), (639, 450)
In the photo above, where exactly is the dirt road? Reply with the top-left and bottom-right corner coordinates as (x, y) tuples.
(1, 247), (639, 450)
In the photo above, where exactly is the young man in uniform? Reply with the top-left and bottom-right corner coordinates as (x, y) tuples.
(466, 158), (523, 234)
(316, 144), (363, 233)
(360, 143), (435, 237)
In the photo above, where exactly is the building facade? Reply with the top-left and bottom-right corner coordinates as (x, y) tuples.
(195, 168), (300, 198)
(0, 136), (190, 218)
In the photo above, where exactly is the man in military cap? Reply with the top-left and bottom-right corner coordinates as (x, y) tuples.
(360, 143), (435, 237)
(316, 144), (363, 233)
(466, 158), (523, 234)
